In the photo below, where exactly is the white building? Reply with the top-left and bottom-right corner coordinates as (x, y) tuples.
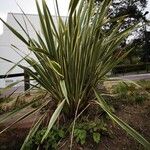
(0, 13), (66, 88)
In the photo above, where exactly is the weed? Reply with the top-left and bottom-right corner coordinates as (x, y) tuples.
(113, 82), (128, 99)
(73, 118), (108, 145)
(113, 82), (148, 104)
(26, 126), (65, 150)
(137, 80), (150, 91)
(74, 128), (87, 145)
(132, 91), (148, 104)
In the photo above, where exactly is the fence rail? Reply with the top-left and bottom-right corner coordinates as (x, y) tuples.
(0, 73), (24, 78)
(0, 71), (30, 92)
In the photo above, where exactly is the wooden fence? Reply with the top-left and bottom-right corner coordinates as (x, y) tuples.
(0, 71), (30, 92)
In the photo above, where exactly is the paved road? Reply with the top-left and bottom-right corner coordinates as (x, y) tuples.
(111, 73), (150, 81)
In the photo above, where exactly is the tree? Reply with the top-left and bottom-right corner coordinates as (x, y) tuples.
(141, 31), (150, 62)
(95, 0), (149, 64)
(95, 0), (147, 23)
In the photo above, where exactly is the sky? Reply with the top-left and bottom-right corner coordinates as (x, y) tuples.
(0, 0), (150, 35)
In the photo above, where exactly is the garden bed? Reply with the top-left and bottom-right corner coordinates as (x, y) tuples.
(0, 80), (150, 150)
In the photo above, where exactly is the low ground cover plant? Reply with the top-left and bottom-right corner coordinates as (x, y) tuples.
(113, 81), (149, 104)
(137, 80), (150, 91)
(25, 116), (109, 149)
(0, 0), (150, 149)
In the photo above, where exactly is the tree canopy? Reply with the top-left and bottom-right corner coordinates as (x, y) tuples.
(95, 0), (149, 64)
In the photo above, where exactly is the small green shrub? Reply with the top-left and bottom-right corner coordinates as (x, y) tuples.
(93, 132), (101, 144)
(26, 126), (65, 150)
(113, 82), (148, 104)
(137, 80), (150, 91)
(113, 82), (128, 98)
(132, 91), (147, 104)
(74, 128), (87, 145)
(25, 119), (107, 149)
(73, 119), (107, 145)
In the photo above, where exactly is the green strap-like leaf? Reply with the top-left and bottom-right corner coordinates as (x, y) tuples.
(0, 100), (50, 134)
(69, 0), (79, 15)
(60, 80), (69, 104)
(41, 99), (65, 143)
(21, 113), (46, 150)
(0, 109), (37, 134)
(94, 89), (150, 149)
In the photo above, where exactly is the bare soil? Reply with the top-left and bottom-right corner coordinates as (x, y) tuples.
(97, 100), (150, 150)
(0, 97), (150, 150)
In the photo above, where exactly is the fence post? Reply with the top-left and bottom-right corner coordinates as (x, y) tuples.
(146, 63), (148, 73)
(24, 70), (30, 95)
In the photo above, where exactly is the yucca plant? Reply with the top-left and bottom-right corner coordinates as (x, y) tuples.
(0, 0), (150, 149)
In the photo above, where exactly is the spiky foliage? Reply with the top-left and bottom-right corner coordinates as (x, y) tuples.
(0, 0), (150, 149)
